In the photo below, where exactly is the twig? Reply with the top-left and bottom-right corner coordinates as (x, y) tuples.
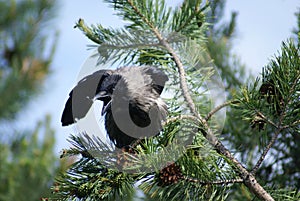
(282, 120), (300, 129)
(205, 100), (239, 121)
(163, 100), (238, 126)
(251, 128), (282, 174)
(255, 111), (279, 129)
(163, 115), (200, 126)
(127, 0), (155, 30)
(252, 72), (300, 174)
(184, 177), (243, 185)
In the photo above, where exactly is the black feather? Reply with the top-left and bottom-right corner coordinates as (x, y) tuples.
(61, 66), (168, 148)
(61, 70), (111, 125)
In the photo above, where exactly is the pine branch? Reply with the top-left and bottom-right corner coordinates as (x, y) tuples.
(76, 0), (273, 199)
(126, 0), (154, 29)
(56, 1), (300, 200)
(172, 0), (208, 33)
(184, 177), (243, 185)
(163, 99), (239, 127)
(54, 134), (137, 200)
(251, 123), (283, 174)
(254, 111), (279, 129)
(74, 19), (105, 44)
(282, 119), (300, 129)
(104, 0), (172, 30)
(75, 19), (163, 65)
(163, 115), (199, 126)
(205, 100), (239, 121)
(127, 1), (275, 200)
(251, 42), (300, 174)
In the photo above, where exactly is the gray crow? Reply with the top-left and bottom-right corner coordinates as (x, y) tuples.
(61, 66), (168, 148)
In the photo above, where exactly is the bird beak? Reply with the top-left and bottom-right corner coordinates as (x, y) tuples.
(93, 91), (109, 101)
(94, 91), (112, 115)
(101, 100), (111, 115)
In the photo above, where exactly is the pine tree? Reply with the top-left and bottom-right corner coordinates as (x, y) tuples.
(53, 0), (300, 200)
(224, 8), (300, 199)
(0, 0), (60, 200)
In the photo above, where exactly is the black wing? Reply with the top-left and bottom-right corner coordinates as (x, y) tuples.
(61, 70), (111, 126)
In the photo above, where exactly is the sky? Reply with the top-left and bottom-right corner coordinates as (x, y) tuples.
(17, 0), (299, 153)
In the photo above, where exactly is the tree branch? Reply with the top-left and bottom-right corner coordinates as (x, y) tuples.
(125, 1), (274, 200)
(282, 119), (300, 129)
(163, 114), (199, 126)
(251, 127), (282, 174)
(255, 111), (279, 129)
(252, 71), (300, 174)
(249, 111), (282, 174)
(163, 99), (239, 126)
(127, 0), (156, 30)
(205, 100), (239, 121)
(156, 27), (275, 201)
(184, 177), (243, 185)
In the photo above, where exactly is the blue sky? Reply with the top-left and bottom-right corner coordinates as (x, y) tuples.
(18, 0), (299, 152)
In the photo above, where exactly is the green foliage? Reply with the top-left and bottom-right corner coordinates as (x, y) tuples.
(104, 0), (172, 30)
(75, 0), (210, 67)
(293, 8), (300, 43)
(0, 0), (58, 119)
(240, 41), (299, 124)
(229, 40), (300, 191)
(171, 0), (208, 38)
(54, 0), (300, 200)
(0, 0), (59, 200)
(222, 40), (300, 200)
(0, 116), (57, 201)
(54, 135), (136, 201)
(220, 3), (300, 196)
(227, 186), (300, 201)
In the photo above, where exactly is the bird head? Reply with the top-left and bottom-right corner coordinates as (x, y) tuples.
(94, 73), (122, 115)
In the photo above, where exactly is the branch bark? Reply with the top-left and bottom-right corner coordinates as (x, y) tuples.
(157, 32), (274, 201)
(184, 177), (244, 185)
(152, 19), (274, 201)
(126, 1), (275, 200)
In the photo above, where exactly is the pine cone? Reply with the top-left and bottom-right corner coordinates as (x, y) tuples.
(259, 80), (284, 115)
(157, 163), (183, 186)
